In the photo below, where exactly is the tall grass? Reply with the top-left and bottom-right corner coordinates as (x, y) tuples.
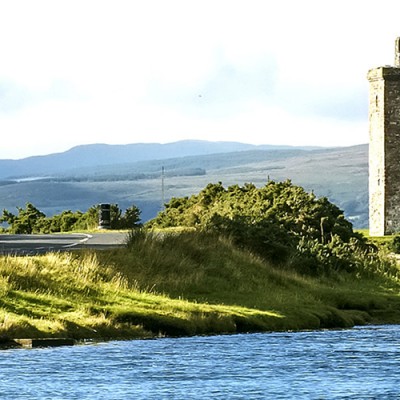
(1, 229), (400, 340)
(0, 242), (287, 339)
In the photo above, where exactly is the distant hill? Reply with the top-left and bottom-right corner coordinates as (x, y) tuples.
(0, 140), (369, 228)
(0, 140), (318, 179)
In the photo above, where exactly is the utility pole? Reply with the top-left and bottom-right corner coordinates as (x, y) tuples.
(161, 166), (165, 210)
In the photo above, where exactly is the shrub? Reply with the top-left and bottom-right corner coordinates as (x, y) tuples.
(148, 180), (385, 276)
(1, 203), (142, 233)
(390, 235), (400, 254)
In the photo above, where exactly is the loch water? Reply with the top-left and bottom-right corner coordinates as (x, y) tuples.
(1, 325), (399, 399)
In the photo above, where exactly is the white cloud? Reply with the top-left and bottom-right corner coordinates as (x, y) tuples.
(0, 0), (400, 158)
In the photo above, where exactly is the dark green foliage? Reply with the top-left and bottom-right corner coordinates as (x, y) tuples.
(150, 180), (354, 240)
(148, 180), (379, 276)
(390, 235), (400, 254)
(206, 214), (295, 264)
(113, 204), (141, 229)
(1, 202), (142, 233)
(0, 203), (45, 234)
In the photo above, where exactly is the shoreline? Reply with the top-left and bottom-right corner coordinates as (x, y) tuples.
(1, 233), (400, 348)
(3, 320), (400, 350)
(3, 305), (400, 350)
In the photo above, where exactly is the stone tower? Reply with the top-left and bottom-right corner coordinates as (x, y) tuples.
(368, 38), (400, 236)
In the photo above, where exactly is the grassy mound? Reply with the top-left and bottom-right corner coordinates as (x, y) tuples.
(1, 231), (400, 341)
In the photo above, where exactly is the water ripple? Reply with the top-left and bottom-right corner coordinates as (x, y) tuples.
(1, 325), (399, 399)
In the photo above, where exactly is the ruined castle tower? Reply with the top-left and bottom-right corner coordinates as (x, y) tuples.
(368, 38), (400, 236)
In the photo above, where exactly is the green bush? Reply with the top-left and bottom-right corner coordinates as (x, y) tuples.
(148, 180), (383, 276)
(390, 235), (400, 254)
(1, 202), (142, 233)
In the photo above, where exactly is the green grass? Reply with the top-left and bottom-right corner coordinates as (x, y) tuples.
(356, 229), (396, 249)
(1, 230), (400, 341)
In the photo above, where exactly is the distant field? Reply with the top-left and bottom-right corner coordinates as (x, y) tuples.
(0, 145), (368, 227)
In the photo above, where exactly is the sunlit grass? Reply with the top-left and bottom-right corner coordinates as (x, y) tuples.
(1, 230), (400, 340)
(356, 228), (395, 246)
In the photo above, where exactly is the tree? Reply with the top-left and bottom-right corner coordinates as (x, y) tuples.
(1, 203), (45, 234)
(120, 204), (142, 229)
(72, 206), (98, 230)
(0, 202), (142, 233)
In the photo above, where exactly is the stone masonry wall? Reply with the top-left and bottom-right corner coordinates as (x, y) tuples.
(368, 67), (400, 235)
(368, 68), (385, 236)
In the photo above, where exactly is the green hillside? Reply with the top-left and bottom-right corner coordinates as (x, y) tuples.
(2, 177), (398, 343)
(0, 144), (368, 228)
(1, 230), (399, 342)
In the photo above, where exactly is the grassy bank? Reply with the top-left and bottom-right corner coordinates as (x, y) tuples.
(1, 231), (400, 341)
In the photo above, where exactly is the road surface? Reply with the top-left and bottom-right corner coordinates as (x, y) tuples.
(0, 232), (128, 255)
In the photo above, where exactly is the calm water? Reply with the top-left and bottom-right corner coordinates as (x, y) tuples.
(1, 325), (399, 399)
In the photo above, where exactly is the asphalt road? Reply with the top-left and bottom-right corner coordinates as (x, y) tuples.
(0, 232), (128, 255)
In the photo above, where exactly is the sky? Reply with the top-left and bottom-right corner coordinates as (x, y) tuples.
(1, 0), (400, 159)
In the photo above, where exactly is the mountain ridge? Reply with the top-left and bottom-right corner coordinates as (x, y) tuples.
(0, 140), (369, 228)
(0, 140), (324, 179)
